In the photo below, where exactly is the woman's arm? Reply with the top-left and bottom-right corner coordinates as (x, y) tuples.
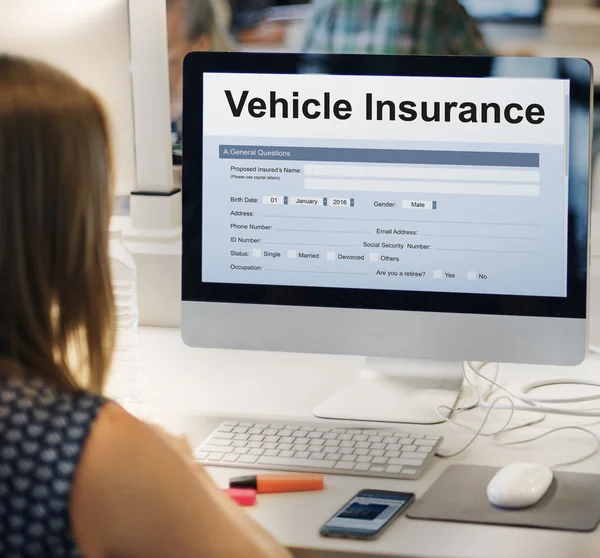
(71, 403), (293, 558)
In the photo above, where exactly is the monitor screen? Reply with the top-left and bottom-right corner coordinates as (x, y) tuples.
(183, 54), (590, 324)
(459, 0), (545, 22)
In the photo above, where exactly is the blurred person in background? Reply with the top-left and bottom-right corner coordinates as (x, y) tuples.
(167, 0), (235, 153)
(303, 0), (491, 56)
(228, 0), (287, 45)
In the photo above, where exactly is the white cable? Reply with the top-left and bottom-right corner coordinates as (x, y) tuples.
(436, 362), (600, 467)
(493, 426), (600, 469)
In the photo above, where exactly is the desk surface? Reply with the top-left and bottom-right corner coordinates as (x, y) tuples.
(136, 327), (600, 558)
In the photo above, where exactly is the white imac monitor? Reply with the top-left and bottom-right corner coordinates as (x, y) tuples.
(181, 53), (592, 424)
(0, 0), (136, 197)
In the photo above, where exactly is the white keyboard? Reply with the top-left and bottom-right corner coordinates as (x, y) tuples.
(194, 420), (442, 480)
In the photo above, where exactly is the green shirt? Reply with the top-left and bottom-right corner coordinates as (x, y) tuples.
(302, 0), (492, 56)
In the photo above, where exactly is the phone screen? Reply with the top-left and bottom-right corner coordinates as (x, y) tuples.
(321, 490), (414, 539)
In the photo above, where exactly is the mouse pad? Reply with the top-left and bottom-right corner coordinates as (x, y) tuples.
(407, 465), (600, 532)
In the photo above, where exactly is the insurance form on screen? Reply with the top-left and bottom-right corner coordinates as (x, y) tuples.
(200, 72), (569, 297)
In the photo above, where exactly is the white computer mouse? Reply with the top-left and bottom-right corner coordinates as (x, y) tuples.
(487, 462), (554, 509)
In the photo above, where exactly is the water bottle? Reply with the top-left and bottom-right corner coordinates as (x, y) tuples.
(106, 227), (141, 404)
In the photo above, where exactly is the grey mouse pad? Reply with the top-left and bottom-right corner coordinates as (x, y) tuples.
(407, 465), (600, 532)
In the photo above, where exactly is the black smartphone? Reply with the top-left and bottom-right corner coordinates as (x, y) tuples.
(320, 489), (415, 540)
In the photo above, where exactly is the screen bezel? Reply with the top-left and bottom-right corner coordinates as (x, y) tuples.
(459, 0), (548, 24)
(182, 52), (592, 321)
(320, 489), (415, 539)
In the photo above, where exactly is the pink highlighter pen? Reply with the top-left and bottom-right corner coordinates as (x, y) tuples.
(223, 487), (257, 506)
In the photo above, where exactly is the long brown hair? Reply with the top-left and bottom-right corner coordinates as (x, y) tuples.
(0, 55), (115, 393)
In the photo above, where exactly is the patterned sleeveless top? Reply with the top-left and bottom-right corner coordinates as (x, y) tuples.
(0, 374), (106, 557)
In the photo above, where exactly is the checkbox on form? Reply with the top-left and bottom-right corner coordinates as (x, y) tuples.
(287, 250), (296, 259)
(433, 270), (443, 279)
(369, 253), (379, 262)
(252, 249), (261, 258)
(327, 252), (336, 260)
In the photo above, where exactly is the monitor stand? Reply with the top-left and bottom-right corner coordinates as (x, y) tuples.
(313, 358), (464, 425)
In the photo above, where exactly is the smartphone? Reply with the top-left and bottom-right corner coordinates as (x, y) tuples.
(320, 489), (415, 540)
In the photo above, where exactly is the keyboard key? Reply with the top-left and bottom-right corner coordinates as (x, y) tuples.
(249, 435), (265, 442)
(278, 444), (293, 451)
(369, 450), (384, 457)
(201, 446), (234, 454)
(234, 434), (250, 441)
(234, 448), (249, 455)
(308, 439), (325, 446)
(355, 442), (370, 449)
(386, 466), (402, 474)
(279, 451), (295, 458)
(341, 455), (356, 462)
(264, 449), (279, 457)
(332, 429), (347, 434)
(370, 466), (385, 472)
(337, 434), (352, 441)
(255, 424), (270, 429)
(323, 433), (338, 440)
(325, 440), (340, 447)
(371, 443), (386, 450)
(258, 456), (336, 469)
(248, 428), (263, 435)
(280, 437), (295, 444)
(386, 444), (401, 451)
(301, 426), (315, 431)
(340, 441), (355, 448)
(249, 449), (264, 456)
(418, 447), (430, 453)
(248, 442), (262, 449)
(383, 437), (398, 444)
(263, 429), (278, 436)
(368, 436), (383, 443)
(353, 435), (368, 442)
(402, 452), (426, 461)
(307, 432), (323, 439)
(213, 433), (235, 440)
(207, 453), (224, 461)
(335, 462), (355, 470)
(206, 438), (232, 447)
(389, 458), (423, 467)
(239, 422), (253, 427)
(347, 429), (363, 435)
(403, 445), (417, 453)
(233, 427), (248, 434)
(372, 457), (387, 465)
(223, 454), (239, 463)
(400, 438), (413, 445)
(412, 434), (425, 439)
(223, 421), (238, 427)
(265, 436), (279, 443)
(385, 451), (400, 458)
(310, 452), (326, 460)
(426, 435), (440, 441)
(294, 444), (309, 452)
(338, 448), (353, 455)
(263, 442), (277, 450)
(295, 451), (310, 459)
(238, 455), (258, 464)
(356, 455), (372, 463)
(403, 468), (418, 476)
(195, 452), (209, 460)
(232, 441), (247, 448)
(355, 463), (370, 472)
(292, 431), (307, 438)
(279, 430), (293, 437)
(415, 439), (438, 447)
(354, 448), (369, 456)
(325, 453), (341, 461)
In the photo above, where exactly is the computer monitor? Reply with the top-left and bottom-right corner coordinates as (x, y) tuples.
(0, 0), (173, 200)
(458, 0), (547, 23)
(181, 53), (592, 424)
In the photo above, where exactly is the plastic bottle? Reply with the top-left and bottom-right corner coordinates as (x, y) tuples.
(106, 227), (141, 403)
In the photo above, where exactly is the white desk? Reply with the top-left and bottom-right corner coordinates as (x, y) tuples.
(135, 327), (600, 558)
